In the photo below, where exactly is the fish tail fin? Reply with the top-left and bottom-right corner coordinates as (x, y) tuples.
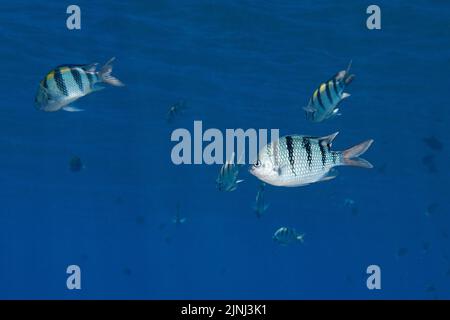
(99, 57), (124, 86)
(341, 139), (374, 169)
(297, 233), (305, 243)
(344, 60), (355, 85)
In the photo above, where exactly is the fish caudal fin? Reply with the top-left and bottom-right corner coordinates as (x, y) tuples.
(99, 57), (124, 87)
(341, 139), (374, 169)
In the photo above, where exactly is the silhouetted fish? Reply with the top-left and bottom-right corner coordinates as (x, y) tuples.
(397, 247), (408, 257)
(423, 136), (443, 151)
(422, 155), (437, 173)
(425, 203), (439, 216)
(166, 100), (186, 123)
(69, 156), (83, 172)
(136, 215), (145, 225)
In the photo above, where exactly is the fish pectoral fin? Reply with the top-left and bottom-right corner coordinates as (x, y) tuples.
(62, 105), (84, 112)
(326, 108), (341, 120)
(236, 179), (244, 184)
(341, 92), (351, 99)
(318, 169), (338, 182)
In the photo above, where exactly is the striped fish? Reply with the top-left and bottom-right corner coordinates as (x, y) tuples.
(249, 132), (373, 187)
(216, 152), (244, 192)
(273, 227), (304, 246)
(304, 61), (354, 122)
(35, 57), (123, 112)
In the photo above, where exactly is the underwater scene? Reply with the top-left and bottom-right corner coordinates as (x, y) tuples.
(0, 0), (449, 299)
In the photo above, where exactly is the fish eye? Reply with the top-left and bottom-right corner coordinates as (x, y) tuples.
(254, 160), (261, 168)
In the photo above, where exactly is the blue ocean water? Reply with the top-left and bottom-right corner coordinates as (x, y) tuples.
(0, 0), (449, 299)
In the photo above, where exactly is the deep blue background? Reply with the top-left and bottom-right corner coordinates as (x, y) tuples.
(0, 0), (449, 299)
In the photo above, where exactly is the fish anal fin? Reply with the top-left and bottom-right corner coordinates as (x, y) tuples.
(318, 169), (338, 182)
(62, 105), (84, 112)
(303, 105), (316, 113)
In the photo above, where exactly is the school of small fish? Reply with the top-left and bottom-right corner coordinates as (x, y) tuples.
(35, 58), (374, 246)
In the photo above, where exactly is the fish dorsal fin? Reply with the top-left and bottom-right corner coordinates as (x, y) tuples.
(319, 132), (339, 148)
(82, 63), (99, 72)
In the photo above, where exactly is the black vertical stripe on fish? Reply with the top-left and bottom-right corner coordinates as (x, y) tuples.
(325, 81), (333, 105)
(332, 78), (339, 96)
(316, 88), (326, 110)
(302, 137), (312, 169)
(42, 77), (48, 89)
(319, 141), (326, 168)
(71, 69), (84, 91)
(332, 152), (337, 164)
(54, 69), (68, 96)
(285, 136), (296, 175)
(87, 72), (94, 86)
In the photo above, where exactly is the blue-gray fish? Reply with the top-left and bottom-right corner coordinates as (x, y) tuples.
(250, 132), (373, 187)
(172, 202), (186, 225)
(253, 183), (269, 218)
(35, 57), (124, 112)
(216, 152), (244, 192)
(273, 227), (305, 246)
(304, 61), (354, 122)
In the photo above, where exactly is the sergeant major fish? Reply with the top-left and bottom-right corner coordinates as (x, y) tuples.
(35, 57), (124, 112)
(273, 227), (305, 246)
(304, 61), (354, 122)
(216, 152), (244, 192)
(253, 183), (269, 218)
(250, 132), (373, 187)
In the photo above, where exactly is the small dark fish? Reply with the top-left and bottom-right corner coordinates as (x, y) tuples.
(377, 163), (387, 174)
(253, 183), (269, 218)
(136, 215), (145, 225)
(164, 236), (173, 244)
(422, 241), (431, 254)
(166, 100), (186, 123)
(426, 285), (436, 293)
(422, 155), (437, 173)
(423, 136), (443, 151)
(69, 156), (84, 172)
(425, 203), (439, 216)
(397, 247), (408, 257)
(123, 267), (132, 276)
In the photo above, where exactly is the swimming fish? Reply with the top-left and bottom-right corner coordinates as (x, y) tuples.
(273, 227), (305, 246)
(167, 100), (186, 123)
(304, 61), (354, 122)
(172, 202), (187, 225)
(250, 132), (373, 187)
(253, 183), (269, 218)
(216, 152), (244, 192)
(35, 57), (124, 112)
(69, 156), (84, 172)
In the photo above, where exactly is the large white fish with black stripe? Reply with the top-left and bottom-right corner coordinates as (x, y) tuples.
(35, 57), (123, 112)
(249, 132), (373, 187)
(304, 61), (354, 122)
